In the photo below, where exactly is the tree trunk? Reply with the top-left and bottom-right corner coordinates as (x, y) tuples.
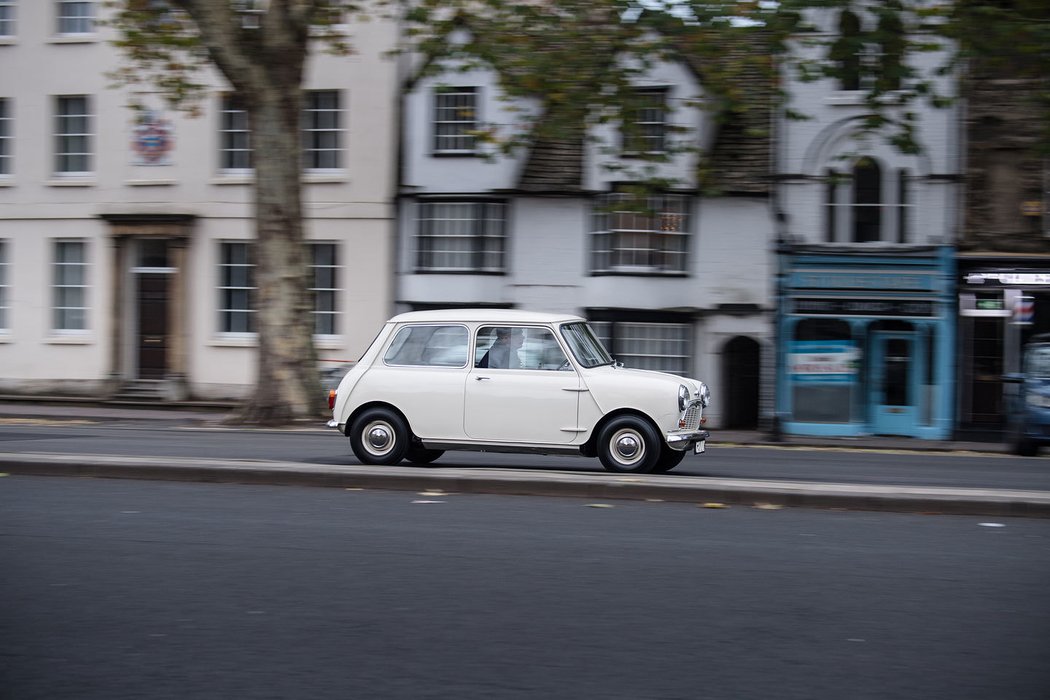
(171, 1), (325, 425)
(235, 87), (324, 425)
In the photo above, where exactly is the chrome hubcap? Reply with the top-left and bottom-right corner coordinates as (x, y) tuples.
(365, 424), (392, 452)
(613, 432), (641, 462)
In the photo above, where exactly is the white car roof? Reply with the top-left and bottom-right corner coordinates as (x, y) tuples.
(388, 309), (586, 325)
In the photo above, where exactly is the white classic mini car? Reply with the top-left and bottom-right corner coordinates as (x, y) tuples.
(327, 309), (710, 473)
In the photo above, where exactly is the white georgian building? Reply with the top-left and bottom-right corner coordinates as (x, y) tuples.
(0, 1), (398, 400)
(397, 36), (776, 429)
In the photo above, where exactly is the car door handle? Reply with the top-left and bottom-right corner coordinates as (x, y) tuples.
(475, 376), (491, 381)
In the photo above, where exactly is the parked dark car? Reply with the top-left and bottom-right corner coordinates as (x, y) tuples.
(1003, 333), (1050, 456)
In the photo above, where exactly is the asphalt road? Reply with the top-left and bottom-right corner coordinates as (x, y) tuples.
(2, 476), (1048, 700)
(1, 419), (1049, 492)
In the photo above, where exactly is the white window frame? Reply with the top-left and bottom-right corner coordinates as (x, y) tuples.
(0, 98), (10, 177)
(591, 320), (691, 376)
(218, 241), (255, 334)
(433, 86), (478, 154)
(56, 0), (94, 35)
(0, 1), (16, 38)
(824, 159), (912, 244)
(219, 94), (252, 173)
(54, 94), (92, 175)
(591, 191), (690, 275)
(623, 87), (668, 156)
(415, 200), (507, 273)
(52, 239), (88, 332)
(302, 90), (342, 172)
(309, 242), (339, 337)
(0, 239), (8, 331)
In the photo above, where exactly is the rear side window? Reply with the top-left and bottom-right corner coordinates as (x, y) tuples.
(384, 325), (469, 367)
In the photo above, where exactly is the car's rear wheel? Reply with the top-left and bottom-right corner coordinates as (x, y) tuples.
(651, 445), (686, 473)
(596, 416), (660, 474)
(349, 408), (410, 465)
(405, 447), (444, 465)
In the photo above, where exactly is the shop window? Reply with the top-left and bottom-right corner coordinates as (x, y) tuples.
(790, 319), (855, 424)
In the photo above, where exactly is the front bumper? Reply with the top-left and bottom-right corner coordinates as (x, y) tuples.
(327, 419), (342, 430)
(665, 429), (710, 451)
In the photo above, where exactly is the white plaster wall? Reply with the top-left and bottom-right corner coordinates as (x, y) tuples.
(506, 198), (588, 313)
(694, 198), (775, 306)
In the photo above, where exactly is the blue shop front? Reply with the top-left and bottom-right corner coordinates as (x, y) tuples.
(775, 245), (955, 439)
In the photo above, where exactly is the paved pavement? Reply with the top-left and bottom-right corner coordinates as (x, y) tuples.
(1, 398), (1048, 518)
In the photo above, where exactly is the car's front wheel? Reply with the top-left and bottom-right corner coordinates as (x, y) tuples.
(349, 408), (410, 465)
(651, 445), (686, 473)
(596, 415), (660, 473)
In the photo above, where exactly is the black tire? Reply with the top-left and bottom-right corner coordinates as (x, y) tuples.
(1013, 434), (1039, 457)
(596, 415), (661, 474)
(651, 445), (686, 473)
(405, 447), (444, 465)
(349, 408), (410, 465)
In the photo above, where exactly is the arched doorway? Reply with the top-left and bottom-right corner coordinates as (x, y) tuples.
(722, 336), (761, 429)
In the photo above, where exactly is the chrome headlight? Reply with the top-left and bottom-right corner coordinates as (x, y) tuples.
(698, 382), (711, 408)
(678, 384), (690, 412)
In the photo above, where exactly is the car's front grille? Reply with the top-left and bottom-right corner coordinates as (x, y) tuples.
(681, 405), (702, 431)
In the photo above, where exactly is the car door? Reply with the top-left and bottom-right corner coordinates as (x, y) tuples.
(359, 323), (470, 440)
(464, 326), (582, 444)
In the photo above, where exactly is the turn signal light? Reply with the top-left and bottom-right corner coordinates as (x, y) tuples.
(327, 389), (337, 410)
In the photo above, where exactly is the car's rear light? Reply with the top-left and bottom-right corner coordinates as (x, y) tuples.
(328, 389), (337, 410)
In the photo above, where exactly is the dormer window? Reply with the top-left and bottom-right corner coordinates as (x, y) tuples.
(622, 88), (668, 155)
(433, 86), (478, 154)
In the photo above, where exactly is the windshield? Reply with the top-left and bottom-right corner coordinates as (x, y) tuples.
(560, 322), (614, 368)
(1026, 345), (1050, 378)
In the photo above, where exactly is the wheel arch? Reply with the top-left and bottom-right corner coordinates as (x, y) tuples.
(581, 407), (661, 458)
(344, 401), (413, 438)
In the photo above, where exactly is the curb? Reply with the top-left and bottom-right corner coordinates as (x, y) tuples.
(3, 454), (1048, 519)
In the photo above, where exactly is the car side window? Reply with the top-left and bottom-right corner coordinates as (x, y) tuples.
(384, 325), (468, 367)
(475, 326), (571, 370)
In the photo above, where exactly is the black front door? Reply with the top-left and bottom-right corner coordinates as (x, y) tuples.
(137, 273), (169, 379)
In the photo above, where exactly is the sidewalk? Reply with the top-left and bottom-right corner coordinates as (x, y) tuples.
(2, 398), (1045, 518)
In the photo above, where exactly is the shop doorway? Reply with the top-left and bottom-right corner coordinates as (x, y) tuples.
(722, 336), (760, 428)
(870, 331), (916, 435)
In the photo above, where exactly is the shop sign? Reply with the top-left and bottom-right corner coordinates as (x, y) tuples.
(789, 340), (859, 385)
(790, 271), (935, 292)
(791, 298), (935, 317)
(966, 272), (1050, 286)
